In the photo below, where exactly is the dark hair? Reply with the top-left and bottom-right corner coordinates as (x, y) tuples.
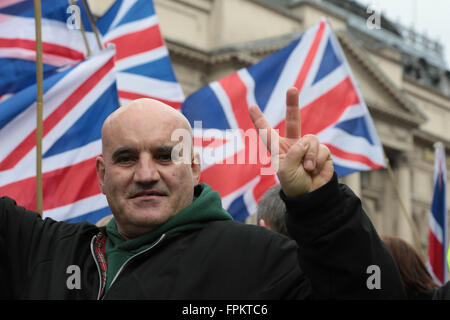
(256, 184), (290, 237)
(381, 235), (439, 293)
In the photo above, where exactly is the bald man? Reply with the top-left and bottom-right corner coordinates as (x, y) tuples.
(0, 89), (406, 300)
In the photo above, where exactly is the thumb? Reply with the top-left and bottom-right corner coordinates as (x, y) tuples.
(283, 140), (308, 169)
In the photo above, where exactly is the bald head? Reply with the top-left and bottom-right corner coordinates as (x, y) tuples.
(102, 99), (192, 151)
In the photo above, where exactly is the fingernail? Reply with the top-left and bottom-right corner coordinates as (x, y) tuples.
(298, 140), (308, 149)
(305, 160), (314, 169)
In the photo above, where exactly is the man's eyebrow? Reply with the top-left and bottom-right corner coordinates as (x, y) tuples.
(155, 145), (173, 153)
(112, 147), (137, 159)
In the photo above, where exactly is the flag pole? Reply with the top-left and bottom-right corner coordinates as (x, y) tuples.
(81, 0), (103, 51)
(33, 0), (43, 216)
(384, 152), (426, 259)
(70, 0), (91, 56)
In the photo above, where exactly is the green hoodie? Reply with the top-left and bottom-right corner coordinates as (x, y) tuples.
(104, 183), (232, 292)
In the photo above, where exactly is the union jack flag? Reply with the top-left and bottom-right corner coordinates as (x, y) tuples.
(428, 142), (448, 285)
(0, 47), (119, 223)
(97, 0), (185, 109)
(0, 0), (100, 102)
(182, 20), (385, 221)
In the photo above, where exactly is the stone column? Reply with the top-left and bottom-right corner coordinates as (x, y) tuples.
(343, 172), (361, 199)
(396, 154), (413, 244)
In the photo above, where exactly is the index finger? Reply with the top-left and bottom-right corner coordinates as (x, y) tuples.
(249, 104), (279, 152)
(285, 87), (301, 139)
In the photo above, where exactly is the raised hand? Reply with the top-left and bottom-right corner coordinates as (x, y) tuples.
(249, 87), (334, 197)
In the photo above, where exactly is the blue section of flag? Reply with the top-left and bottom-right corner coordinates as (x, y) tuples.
(182, 85), (231, 130)
(66, 206), (111, 224)
(228, 195), (248, 222)
(0, 0), (88, 27)
(429, 144), (447, 285)
(97, 0), (156, 34)
(115, 0), (155, 29)
(44, 83), (119, 158)
(312, 38), (342, 85)
(0, 66), (70, 130)
(432, 172), (446, 232)
(0, 58), (60, 98)
(334, 117), (375, 145)
(122, 56), (178, 82)
(333, 163), (357, 178)
(248, 37), (301, 112)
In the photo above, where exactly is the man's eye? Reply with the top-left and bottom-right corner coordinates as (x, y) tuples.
(157, 153), (172, 162)
(116, 156), (135, 163)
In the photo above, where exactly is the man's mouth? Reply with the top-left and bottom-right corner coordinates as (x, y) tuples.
(130, 191), (166, 199)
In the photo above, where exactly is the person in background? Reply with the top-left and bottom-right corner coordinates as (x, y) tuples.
(256, 184), (290, 238)
(381, 235), (439, 299)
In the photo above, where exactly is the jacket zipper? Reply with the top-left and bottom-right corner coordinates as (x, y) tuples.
(90, 235), (103, 300)
(102, 233), (167, 299)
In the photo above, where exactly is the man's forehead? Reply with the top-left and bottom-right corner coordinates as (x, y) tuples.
(104, 99), (190, 130)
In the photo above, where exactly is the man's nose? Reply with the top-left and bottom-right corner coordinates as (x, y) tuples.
(134, 155), (160, 183)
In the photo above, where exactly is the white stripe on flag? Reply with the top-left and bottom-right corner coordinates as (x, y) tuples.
(103, 15), (158, 42)
(43, 193), (109, 221)
(117, 72), (184, 102)
(115, 46), (168, 71)
(429, 209), (444, 244)
(209, 82), (240, 130)
(317, 127), (385, 165)
(107, 0), (138, 32)
(0, 47), (78, 66)
(237, 69), (257, 108)
(0, 139), (102, 186)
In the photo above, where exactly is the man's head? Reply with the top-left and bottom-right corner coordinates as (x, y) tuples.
(96, 99), (201, 239)
(256, 184), (290, 237)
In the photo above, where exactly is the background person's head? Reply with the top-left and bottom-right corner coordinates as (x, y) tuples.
(96, 99), (201, 239)
(381, 235), (439, 298)
(256, 184), (290, 237)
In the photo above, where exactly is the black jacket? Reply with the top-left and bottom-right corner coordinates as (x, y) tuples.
(0, 174), (405, 299)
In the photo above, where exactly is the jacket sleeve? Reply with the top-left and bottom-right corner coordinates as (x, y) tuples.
(0, 196), (83, 298)
(282, 172), (406, 299)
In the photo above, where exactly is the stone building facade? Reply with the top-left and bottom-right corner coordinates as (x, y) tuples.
(89, 0), (450, 256)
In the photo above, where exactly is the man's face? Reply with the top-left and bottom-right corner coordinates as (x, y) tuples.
(96, 101), (200, 238)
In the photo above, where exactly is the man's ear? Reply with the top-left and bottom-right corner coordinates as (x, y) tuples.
(258, 219), (272, 231)
(96, 156), (106, 194)
(191, 151), (201, 186)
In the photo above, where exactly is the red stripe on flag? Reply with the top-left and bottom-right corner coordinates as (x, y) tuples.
(218, 73), (254, 131)
(275, 77), (359, 137)
(194, 136), (229, 148)
(294, 21), (326, 93)
(0, 57), (115, 171)
(105, 25), (164, 61)
(428, 228), (444, 283)
(118, 90), (182, 110)
(253, 174), (277, 203)
(200, 149), (262, 198)
(0, 157), (100, 211)
(0, 38), (85, 61)
(324, 143), (383, 169)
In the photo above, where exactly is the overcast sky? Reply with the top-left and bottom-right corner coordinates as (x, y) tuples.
(356, 0), (450, 68)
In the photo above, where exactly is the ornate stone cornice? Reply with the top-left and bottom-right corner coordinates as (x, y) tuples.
(335, 30), (427, 126)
